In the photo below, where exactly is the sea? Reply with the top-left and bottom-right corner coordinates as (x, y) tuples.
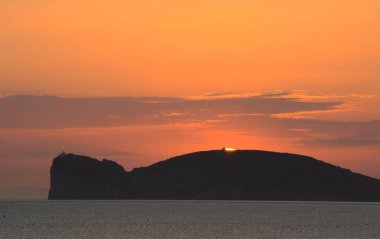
(1, 200), (380, 239)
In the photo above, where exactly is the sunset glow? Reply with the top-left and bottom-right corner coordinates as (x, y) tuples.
(223, 147), (237, 153)
(0, 0), (380, 199)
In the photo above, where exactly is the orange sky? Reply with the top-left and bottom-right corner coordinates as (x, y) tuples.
(1, 0), (380, 96)
(0, 0), (380, 199)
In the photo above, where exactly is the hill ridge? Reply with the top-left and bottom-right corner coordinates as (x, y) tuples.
(48, 149), (380, 201)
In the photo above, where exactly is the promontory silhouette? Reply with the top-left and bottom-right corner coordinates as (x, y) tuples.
(48, 149), (380, 201)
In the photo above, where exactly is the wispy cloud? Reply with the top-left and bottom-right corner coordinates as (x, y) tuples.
(265, 90), (374, 102)
(0, 93), (343, 128)
(1, 91), (378, 149)
(296, 138), (380, 147)
(272, 102), (356, 119)
(218, 114), (380, 147)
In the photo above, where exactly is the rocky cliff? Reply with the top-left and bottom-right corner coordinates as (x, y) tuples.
(48, 153), (126, 199)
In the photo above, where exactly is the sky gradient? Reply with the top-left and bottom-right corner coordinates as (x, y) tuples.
(0, 0), (380, 199)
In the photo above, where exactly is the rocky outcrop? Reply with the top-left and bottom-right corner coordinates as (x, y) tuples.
(48, 153), (126, 199)
(48, 150), (380, 201)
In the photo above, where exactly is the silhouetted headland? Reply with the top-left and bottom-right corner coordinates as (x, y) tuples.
(48, 150), (380, 201)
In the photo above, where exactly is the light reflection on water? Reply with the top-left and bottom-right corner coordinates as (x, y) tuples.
(1, 200), (380, 239)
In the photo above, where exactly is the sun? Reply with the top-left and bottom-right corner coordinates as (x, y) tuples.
(223, 147), (237, 152)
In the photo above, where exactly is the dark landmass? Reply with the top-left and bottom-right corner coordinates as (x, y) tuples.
(48, 150), (380, 201)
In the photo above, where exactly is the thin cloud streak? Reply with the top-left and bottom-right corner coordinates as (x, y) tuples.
(0, 93), (343, 128)
(295, 138), (380, 147)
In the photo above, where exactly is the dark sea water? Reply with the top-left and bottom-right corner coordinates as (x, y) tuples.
(1, 200), (380, 239)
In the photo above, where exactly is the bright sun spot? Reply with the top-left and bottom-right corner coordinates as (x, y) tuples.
(223, 147), (237, 152)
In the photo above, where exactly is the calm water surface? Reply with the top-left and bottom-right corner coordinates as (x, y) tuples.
(1, 200), (380, 239)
